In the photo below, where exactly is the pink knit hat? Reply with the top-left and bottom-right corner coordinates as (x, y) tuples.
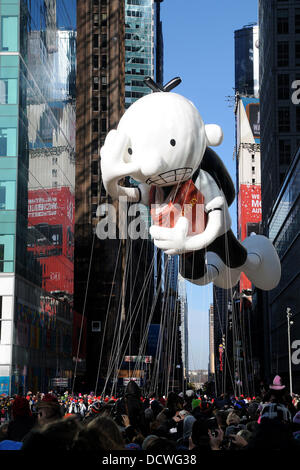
(269, 375), (285, 390)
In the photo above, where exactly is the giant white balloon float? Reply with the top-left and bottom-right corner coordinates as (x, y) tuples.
(100, 77), (281, 291)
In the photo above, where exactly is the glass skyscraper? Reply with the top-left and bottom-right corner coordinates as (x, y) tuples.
(0, 0), (76, 395)
(125, 0), (163, 109)
(125, 0), (154, 108)
(234, 24), (259, 97)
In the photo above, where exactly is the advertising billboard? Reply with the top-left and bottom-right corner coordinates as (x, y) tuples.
(28, 187), (74, 294)
(241, 96), (260, 144)
(238, 184), (262, 291)
(246, 101), (260, 140)
(124, 356), (152, 364)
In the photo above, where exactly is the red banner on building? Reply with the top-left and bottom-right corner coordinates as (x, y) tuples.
(238, 184), (262, 291)
(28, 187), (75, 294)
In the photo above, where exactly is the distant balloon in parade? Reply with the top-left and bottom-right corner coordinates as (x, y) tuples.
(100, 77), (281, 291)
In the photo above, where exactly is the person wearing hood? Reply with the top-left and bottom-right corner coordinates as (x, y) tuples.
(176, 414), (196, 450)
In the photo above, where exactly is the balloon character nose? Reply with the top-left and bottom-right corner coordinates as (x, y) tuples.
(141, 158), (165, 178)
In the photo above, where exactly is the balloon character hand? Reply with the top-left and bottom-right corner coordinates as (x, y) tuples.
(150, 216), (190, 255)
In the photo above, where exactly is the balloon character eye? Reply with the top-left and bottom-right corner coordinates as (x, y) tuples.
(128, 148), (133, 155)
(170, 139), (176, 147)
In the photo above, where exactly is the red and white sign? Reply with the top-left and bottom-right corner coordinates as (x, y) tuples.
(238, 184), (262, 292)
(28, 187), (75, 294)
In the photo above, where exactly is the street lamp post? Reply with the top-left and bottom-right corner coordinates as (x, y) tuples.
(287, 307), (293, 396)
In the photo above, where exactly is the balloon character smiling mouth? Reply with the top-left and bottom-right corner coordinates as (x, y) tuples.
(100, 77), (281, 291)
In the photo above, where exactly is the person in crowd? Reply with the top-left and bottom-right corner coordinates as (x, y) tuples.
(176, 414), (196, 450)
(114, 381), (148, 437)
(190, 418), (222, 451)
(2, 377), (300, 453)
(224, 410), (246, 437)
(73, 416), (125, 451)
(6, 395), (35, 442)
(36, 393), (64, 427)
(21, 415), (82, 451)
(258, 376), (292, 423)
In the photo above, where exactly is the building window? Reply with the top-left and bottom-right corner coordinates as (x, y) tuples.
(296, 107), (300, 132)
(101, 13), (107, 26)
(101, 34), (107, 47)
(0, 78), (18, 104)
(101, 119), (107, 133)
(93, 14), (99, 26)
(277, 11), (289, 34)
(52, 169), (57, 178)
(251, 154), (255, 162)
(278, 107), (290, 132)
(101, 76), (107, 89)
(92, 140), (98, 154)
(52, 157), (57, 165)
(93, 55), (99, 68)
(295, 42), (300, 66)
(277, 74), (290, 99)
(93, 34), (99, 48)
(252, 166), (255, 174)
(279, 139), (291, 165)
(0, 127), (17, 156)
(92, 119), (99, 133)
(91, 321), (101, 332)
(93, 97), (99, 112)
(296, 11), (300, 33)
(92, 204), (98, 218)
(100, 97), (107, 111)
(252, 178), (256, 184)
(101, 55), (107, 68)
(0, 296), (2, 339)
(92, 160), (98, 175)
(0, 16), (18, 52)
(277, 42), (289, 67)
(0, 234), (14, 272)
(0, 180), (16, 210)
(93, 76), (99, 90)
(91, 182), (98, 197)
(279, 171), (286, 185)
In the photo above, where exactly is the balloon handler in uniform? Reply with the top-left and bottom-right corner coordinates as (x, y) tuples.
(100, 77), (281, 291)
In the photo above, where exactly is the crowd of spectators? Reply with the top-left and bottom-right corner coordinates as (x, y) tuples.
(0, 375), (299, 453)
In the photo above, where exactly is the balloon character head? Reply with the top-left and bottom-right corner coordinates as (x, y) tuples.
(100, 77), (281, 291)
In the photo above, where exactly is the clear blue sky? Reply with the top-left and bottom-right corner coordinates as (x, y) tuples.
(160, 0), (258, 370)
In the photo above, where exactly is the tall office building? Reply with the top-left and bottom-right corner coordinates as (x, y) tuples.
(0, 0), (77, 395)
(267, 149), (300, 391)
(178, 274), (189, 388)
(212, 287), (233, 395)
(259, 0), (300, 392)
(75, 0), (125, 391)
(125, 0), (163, 109)
(234, 24), (261, 292)
(208, 304), (215, 381)
(75, 0), (165, 392)
(259, 0), (300, 219)
(235, 24), (259, 98)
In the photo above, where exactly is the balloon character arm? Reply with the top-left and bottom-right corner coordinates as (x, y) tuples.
(150, 170), (231, 255)
(182, 195), (231, 253)
(183, 169), (232, 251)
(100, 129), (141, 202)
